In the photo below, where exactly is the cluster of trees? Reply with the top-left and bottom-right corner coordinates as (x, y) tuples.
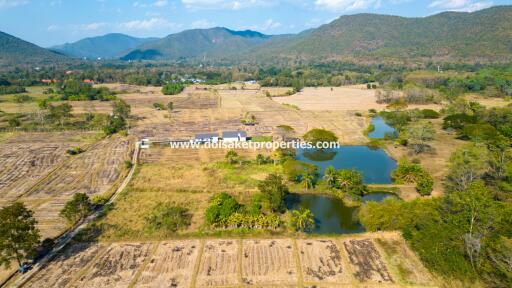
(360, 101), (512, 286)
(145, 203), (191, 233)
(392, 159), (434, 196)
(161, 82), (185, 95)
(324, 167), (367, 198)
(56, 80), (115, 101)
(205, 174), (289, 230)
(103, 99), (130, 135)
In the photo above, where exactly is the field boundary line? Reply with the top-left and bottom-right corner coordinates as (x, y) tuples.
(128, 242), (160, 288)
(292, 238), (304, 288)
(8, 141), (140, 288)
(237, 238), (243, 286)
(335, 237), (358, 287)
(63, 243), (111, 288)
(189, 238), (205, 288)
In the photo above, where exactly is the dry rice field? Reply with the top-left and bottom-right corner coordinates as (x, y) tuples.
(22, 233), (436, 288)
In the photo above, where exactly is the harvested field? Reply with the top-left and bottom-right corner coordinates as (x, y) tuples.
(24, 234), (436, 288)
(71, 243), (153, 288)
(25, 136), (131, 198)
(298, 239), (350, 284)
(242, 239), (298, 286)
(24, 243), (105, 288)
(374, 237), (433, 285)
(343, 239), (393, 283)
(273, 86), (442, 111)
(135, 241), (200, 288)
(196, 240), (239, 287)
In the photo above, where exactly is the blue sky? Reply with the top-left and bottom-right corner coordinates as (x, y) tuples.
(0, 0), (510, 47)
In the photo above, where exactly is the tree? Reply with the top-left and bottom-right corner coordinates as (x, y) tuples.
(335, 169), (366, 196)
(291, 208), (315, 232)
(145, 203), (191, 232)
(323, 166), (337, 188)
(443, 182), (499, 270)
(303, 128), (338, 146)
(258, 174), (289, 212)
(447, 144), (489, 192)
(59, 193), (93, 225)
(112, 99), (131, 119)
(302, 173), (314, 190)
(162, 83), (185, 95)
(49, 103), (73, 127)
(225, 150), (239, 164)
(276, 125), (295, 141)
(0, 203), (40, 269)
(405, 121), (436, 154)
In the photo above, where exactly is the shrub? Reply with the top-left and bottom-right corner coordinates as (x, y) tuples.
(145, 203), (191, 232)
(66, 147), (84, 155)
(416, 173), (434, 196)
(303, 128), (338, 145)
(421, 109), (440, 119)
(205, 193), (242, 227)
(60, 193), (92, 224)
(161, 83), (185, 95)
(124, 160), (133, 169)
(283, 159), (318, 182)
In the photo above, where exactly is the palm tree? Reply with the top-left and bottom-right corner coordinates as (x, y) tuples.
(292, 208), (315, 232)
(302, 173), (314, 190)
(323, 166), (337, 188)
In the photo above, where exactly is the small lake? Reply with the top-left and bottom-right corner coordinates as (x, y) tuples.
(368, 116), (396, 139)
(286, 193), (397, 234)
(296, 147), (397, 184)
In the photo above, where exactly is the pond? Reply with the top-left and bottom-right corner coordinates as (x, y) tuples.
(296, 147), (397, 184)
(368, 116), (396, 139)
(286, 192), (397, 234)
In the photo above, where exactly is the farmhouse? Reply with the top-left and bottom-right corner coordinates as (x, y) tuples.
(222, 131), (247, 142)
(194, 133), (219, 143)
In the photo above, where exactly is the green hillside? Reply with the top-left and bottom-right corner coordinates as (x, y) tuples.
(247, 6), (512, 63)
(0, 31), (69, 67)
(121, 27), (274, 61)
(51, 33), (158, 59)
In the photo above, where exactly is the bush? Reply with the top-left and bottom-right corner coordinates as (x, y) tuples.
(443, 113), (478, 130)
(124, 160), (133, 169)
(145, 203), (191, 232)
(66, 147), (84, 155)
(161, 83), (185, 95)
(205, 193), (242, 227)
(303, 128), (338, 145)
(60, 193), (92, 224)
(283, 159), (318, 182)
(416, 173), (434, 196)
(421, 109), (440, 119)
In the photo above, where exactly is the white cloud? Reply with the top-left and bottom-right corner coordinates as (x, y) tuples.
(260, 19), (282, 30)
(191, 19), (214, 28)
(80, 22), (108, 31)
(429, 0), (493, 12)
(0, 0), (28, 8)
(314, 0), (381, 11)
(118, 18), (178, 30)
(181, 0), (272, 10)
(133, 0), (168, 8)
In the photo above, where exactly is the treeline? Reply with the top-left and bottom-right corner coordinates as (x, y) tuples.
(360, 100), (512, 286)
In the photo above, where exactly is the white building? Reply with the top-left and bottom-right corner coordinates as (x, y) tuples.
(193, 133), (219, 143)
(222, 131), (247, 142)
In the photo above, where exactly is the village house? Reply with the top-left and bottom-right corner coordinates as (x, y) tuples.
(222, 131), (247, 142)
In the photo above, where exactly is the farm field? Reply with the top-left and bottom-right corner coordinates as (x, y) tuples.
(272, 87), (442, 111)
(21, 233), (436, 287)
(97, 147), (277, 241)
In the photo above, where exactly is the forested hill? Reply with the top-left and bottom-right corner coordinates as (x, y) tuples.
(0, 31), (69, 67)
(121, 27), (275, 61)
(51, 33), (158, 59)
(245, 6), (512, 64)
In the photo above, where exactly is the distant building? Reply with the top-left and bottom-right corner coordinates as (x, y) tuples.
(83, 79), (94, 85)
(194, 133), (219, 143)
(222, 131), (247, 142)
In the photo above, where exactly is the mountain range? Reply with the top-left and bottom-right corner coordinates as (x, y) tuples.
(0, 5), (511, 68)
(50, 33), (157, 59)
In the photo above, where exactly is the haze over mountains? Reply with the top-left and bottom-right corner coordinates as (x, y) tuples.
(50, 33), (158, 59)
(0, 5), (511, 67)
